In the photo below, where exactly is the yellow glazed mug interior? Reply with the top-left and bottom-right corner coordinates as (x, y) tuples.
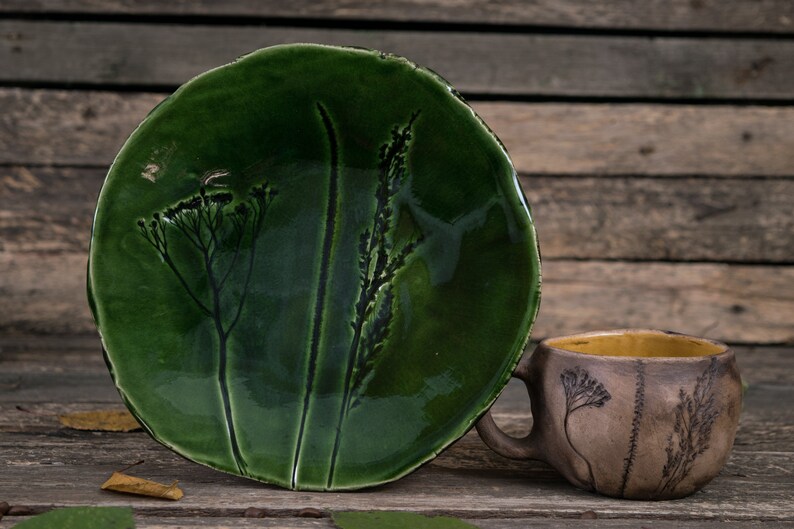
(546, 329), (727, 358)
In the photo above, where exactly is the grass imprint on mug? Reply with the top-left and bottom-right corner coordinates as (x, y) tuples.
(658, 357), (720, 494)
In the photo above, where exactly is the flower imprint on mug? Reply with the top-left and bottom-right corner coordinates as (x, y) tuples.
(658, 356), (720, 494)
(560, 367), (611, 491)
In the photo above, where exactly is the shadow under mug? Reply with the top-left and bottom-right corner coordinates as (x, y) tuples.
(477, 329), (742, 500)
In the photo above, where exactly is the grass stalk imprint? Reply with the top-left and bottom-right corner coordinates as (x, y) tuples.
(619, 359), (646, 497)
(658, 357), (720, 494)
(291, 102), (342, 488)
(326, 110), (423, 488)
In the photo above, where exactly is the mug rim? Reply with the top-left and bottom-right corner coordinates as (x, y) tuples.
(538, 328), (731, 362)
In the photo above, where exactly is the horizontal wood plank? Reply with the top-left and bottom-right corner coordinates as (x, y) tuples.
(2, 22), (794, 99)
(3, 166), (794, 262)
(0, 430), (790, 519)
(5, 342), (791, 453)
(5, 425), (791, 486)
(5, 339), (792, 385)
(3, 89), (794, 177)
(1, 0), (793, 34)
(2, 517), (792, 529)
(535, 260), (794, 344)
(482, 103), (794, 177)
(2, 248), (793, 343)
(524, 176), (794, 262)
(14, 519), (791, 529)
(1, 518), (791, 529)
(6, 381), (792, 455)
(0, 432), (790, 521)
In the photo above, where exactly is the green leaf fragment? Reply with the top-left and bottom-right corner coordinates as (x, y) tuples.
(12, 507), (135, 529)
(332, 511), (481, 529)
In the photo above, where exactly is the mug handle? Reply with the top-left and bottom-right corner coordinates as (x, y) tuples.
(476, 352), (542, 460)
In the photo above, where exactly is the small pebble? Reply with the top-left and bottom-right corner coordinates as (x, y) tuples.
(0, 502), (9, 515)
(580, 510), (597, 520)
(298, 507), (324, 518)
(8, 506), (34, 516)
(243, 507), (267, 518)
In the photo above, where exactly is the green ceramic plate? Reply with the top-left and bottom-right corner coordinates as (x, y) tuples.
(88, 44), (541, 491)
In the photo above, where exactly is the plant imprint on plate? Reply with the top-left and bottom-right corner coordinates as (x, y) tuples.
(136, 103), (425, 488)
(137, 182), (277, 475)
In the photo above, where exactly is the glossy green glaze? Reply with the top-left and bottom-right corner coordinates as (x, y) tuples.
(88, 44), (541, 491)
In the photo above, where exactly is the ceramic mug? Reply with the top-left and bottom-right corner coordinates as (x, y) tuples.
(476, 329), (742, 500)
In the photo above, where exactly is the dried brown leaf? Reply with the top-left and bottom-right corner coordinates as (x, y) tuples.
(101, 471), (183, 500)
(58, 410), (141, 432)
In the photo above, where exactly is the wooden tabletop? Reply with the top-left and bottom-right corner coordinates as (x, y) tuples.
(0, 336), (792, 528)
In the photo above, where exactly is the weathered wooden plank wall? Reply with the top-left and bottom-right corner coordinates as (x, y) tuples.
(0, 2), (792, 344)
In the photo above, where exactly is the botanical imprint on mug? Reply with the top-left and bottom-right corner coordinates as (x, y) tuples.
(137, 103), (424, 484)
(657, 356), (720, 494)
(561, 357), (721, 496)
(619, 359), (646, 497)
(560, 367), (612, 490)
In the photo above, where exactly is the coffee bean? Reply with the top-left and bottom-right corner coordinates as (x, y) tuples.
(243, 507), (267, 518)
(298, 507), (324, 518)
(8, 506), (34, 516)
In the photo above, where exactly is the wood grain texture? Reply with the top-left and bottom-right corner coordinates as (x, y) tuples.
(3, 89), (794, 176)
(0, 2), (791, 526)
(0, 443), (787, 520)
(2, 248), (793, 342)
(534, 260), (794, 344)
(4, 166), (794, 262)
(3, 518), (792, 529)
(2, 22), (794, 99)
(0, 341), (791, 525)
(4, 338), (793, 382)
(1, 0), (793, 34)
(481, 103), (794, 177)
(523, 176), (794, 262)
